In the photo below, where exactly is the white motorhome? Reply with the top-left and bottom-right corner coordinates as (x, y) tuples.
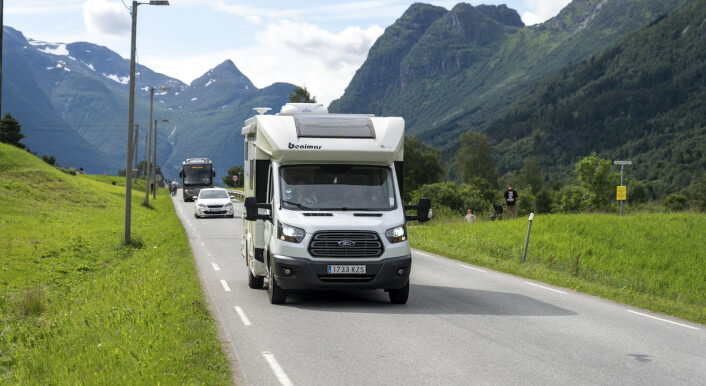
(241, 103), (430, 304)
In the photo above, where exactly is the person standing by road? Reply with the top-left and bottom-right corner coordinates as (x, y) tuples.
(504, 184), (518, 219)
(465, 209), (476, 223)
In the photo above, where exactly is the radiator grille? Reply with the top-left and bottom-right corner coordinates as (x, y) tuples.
(308, 231), (383, 258)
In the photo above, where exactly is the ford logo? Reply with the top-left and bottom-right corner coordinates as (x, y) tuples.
(338, 240), (356, 248)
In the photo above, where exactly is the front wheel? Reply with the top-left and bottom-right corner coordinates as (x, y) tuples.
(388, 281), (409, 304)
(248, 269), (264, 289)
(267, 262), (287, 304)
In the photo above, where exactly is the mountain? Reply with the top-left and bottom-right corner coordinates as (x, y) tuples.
(484, 0), (706, 197)
(329, 0), (690, 153)
(2, 26), (295, 179)
(1, 27), (119, 173)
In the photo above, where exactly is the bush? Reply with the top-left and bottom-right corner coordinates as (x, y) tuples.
(41, 154), (56, 166)
(555, 185), (590, 212)
(410, 180), (499, 218)
(627, 178), (650, 204)
(664, 194), (688, 211)
(516, 187), (536, 216)
(535, 188), (553, 214)
(686, 172), (706, 211)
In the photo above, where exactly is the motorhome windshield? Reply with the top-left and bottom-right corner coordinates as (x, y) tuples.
(280, 165), (396, 211)
(183, 165), (212, 186)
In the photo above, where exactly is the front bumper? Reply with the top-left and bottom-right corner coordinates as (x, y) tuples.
(196, 207), (234, 217)
(270, 254), (411, 290)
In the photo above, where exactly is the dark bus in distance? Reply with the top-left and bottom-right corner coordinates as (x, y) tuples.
(179, 158), (215, 201)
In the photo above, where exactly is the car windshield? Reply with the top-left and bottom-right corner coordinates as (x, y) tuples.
(199, 190), (229, 199)
(280, 165), (396, 211)
(183, 165), (212, 185)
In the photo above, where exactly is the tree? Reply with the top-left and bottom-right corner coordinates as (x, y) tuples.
(223, 165), (244, 188)
(454, 131), (498, 187)
(1, 113), (26, 149)
(42, 155), (56, 166)
(288, 86), (316, 103)
(575, 153), (617, 210)
(519, 156), (543, 193)
(402, 136), (444, 201)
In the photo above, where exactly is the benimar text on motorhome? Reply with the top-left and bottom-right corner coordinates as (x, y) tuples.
(241, 103), (430, 304)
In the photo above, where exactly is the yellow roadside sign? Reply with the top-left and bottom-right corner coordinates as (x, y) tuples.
(616, 186), (627, 201)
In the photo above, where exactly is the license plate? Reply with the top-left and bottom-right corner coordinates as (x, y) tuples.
(327, 265), (366, 274)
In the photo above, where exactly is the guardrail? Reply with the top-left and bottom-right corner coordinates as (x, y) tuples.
(227, 189), (246, 202)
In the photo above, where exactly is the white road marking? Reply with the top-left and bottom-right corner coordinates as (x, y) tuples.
(262, 351), (293, 386)
(626, 310), (701, 330)
(414, 251), (434, 257)
(234, 306), (252, 326)
(220, 279), (231, 292)
(459, 264), (487, 273)
(524, 281), (567, 294)
(200, 241), (206, 248)
(211, 262), (220, 271)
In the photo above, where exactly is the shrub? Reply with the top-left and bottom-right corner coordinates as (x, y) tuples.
(555, 185), (590, 212)
(664, 194), (688, 211)
(516, 187), (536, 216)
(627, 178), (650, 204)
(535, 188), (553, 214)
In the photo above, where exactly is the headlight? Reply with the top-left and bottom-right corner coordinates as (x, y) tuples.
(197, 203), (207, 209)
(224, 202), (233, 208)
(278, 222), (305, 243)
(385, 225), (407, 243)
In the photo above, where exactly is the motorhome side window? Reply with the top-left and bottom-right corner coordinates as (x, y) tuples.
(279, 165), (396, 211)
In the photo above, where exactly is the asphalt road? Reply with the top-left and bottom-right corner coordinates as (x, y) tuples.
(172, 191), (705, 385)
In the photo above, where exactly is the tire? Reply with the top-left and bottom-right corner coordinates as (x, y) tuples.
(248, 269), (264, 289)
(267, 261), (287, 304)
(388, 281), (409, 304)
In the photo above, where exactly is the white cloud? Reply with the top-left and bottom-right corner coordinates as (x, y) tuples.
(521, 0), (571, 25)
(141, 20), (383, 106)
(82, 0), (130, 36)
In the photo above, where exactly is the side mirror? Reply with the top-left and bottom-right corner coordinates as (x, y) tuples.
(404, 197), (432, 223)
(244, 196), (272, 221)
(178, 170), (183, 178)
(212, 170), (216, 177)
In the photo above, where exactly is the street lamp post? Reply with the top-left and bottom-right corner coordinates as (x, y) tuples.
(152, 119), (168, 198)
(1, 0), (5, 117)
(124, 0), (170, 245)
(145, 86), (170, 203)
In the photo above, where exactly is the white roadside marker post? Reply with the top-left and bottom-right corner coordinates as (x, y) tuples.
(522, 212), (535, 264)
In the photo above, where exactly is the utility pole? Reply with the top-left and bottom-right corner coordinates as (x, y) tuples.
(144, 87), (154, 205)
(152, 119), (157, 199)
(123, 1), (139, 245)
(123, 0), (169, 244)
(133, 124), (139, 183)
(1, 0), (4, 117)
(153, 119), (168, 198)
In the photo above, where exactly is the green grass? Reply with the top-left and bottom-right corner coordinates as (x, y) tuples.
(409, 213), (706, 324)
(0, 144), (232, 383)
(79, 174), (150, 193)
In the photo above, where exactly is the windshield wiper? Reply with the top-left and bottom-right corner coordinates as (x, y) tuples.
(282, 200), (314, 210)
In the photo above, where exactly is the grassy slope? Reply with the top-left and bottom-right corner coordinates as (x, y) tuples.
(0, 143), (231, 383)
(409, 213), (705, 324)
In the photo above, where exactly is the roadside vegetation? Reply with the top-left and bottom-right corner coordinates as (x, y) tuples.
(0, 143), (231, 383)
(409, 213), (705, 324)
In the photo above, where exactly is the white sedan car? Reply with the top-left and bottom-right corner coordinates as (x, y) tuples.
(194, 188), (235, 218)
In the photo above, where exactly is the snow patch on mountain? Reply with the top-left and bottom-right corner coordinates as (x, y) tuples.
(103, 73), (129, 84)
(28, 39), (70, 56)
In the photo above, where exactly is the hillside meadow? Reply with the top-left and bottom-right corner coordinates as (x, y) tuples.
(0, 144), (232, 383)
(409, 213), (705, 324)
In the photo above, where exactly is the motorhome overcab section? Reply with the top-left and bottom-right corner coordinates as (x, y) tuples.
(179, 158), (215, 201)
(241, 103), (430, 305)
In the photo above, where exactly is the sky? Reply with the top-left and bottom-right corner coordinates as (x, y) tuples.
(5, 0), (571, 105)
